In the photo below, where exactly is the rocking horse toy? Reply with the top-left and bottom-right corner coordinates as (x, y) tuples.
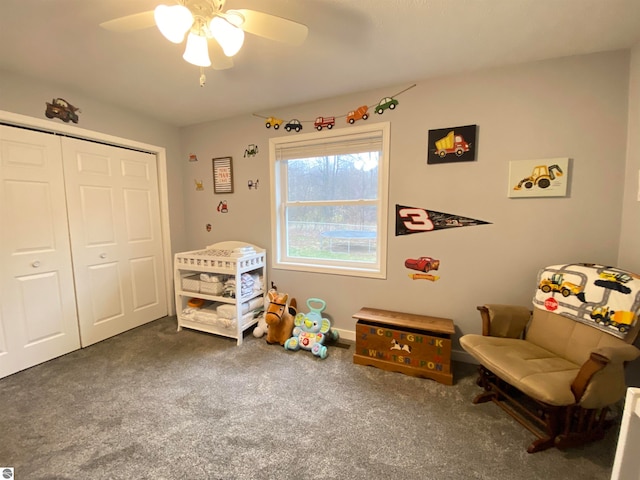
(264, 290), (297, 345)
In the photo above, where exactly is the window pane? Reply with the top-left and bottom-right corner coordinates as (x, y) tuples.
(286, 205), (378, 263)
(286, 152), (379, 202)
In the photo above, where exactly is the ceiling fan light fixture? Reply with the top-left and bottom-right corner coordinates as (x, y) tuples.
(224, 10), (245, 28)
(154, 4), (194, 44)
(210, 16), (245, 57)
(182, 32), (212, 67)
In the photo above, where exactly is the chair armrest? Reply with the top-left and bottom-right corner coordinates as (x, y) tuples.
(593, 344), (640, 364)
(477, 304), (531, 338)
(571, 345), (640, 402)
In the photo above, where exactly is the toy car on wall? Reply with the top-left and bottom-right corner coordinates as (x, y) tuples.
(347, 105), (369, 124)
(45, 98), (80, 123)
(375, 97), (398, 114)
(284, 119), (303, 132)
(404, 256), (440, 273)
(265, 117), (283, 129)
(314, 116), (335, 130)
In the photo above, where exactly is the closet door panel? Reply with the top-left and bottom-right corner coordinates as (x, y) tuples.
(0, 126), (81, 378)
(62, 138), (167, 347)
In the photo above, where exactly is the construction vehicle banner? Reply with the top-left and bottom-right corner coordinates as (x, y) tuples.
(395, 204), (491, 236)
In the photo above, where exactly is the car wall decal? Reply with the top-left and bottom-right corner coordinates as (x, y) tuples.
(45, 98), (81, 124)
(395, 204), (491, 236)
(405, 256), (441, 282)
(253, 84), (417, 132)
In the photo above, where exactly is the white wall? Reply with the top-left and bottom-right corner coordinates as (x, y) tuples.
(180, 50), (632, 361)
(619, 45), (640, 273)
(0, 69), (187, 254)
(1, 50), (636, 371)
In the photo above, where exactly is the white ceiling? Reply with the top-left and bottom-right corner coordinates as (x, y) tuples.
(2, 0), (640, 127)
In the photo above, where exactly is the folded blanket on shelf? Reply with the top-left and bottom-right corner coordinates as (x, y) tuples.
(241, 273), (255, 297)
(252, 274), (263, 293)
(193, 305), (218, 325)
(216, 297), (264, 319)
(200, 273), (223, 283)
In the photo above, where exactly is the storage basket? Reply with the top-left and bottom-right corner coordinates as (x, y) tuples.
(181, 274), (200, 293)
(200, 280), (223, 295)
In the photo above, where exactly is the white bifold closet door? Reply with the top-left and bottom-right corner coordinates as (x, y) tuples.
(61, 137), (167, 347)
(0, 126), (81, 378)
(0, 126), (167, 378)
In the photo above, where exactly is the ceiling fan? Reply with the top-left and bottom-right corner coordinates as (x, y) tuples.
(100, 0), (308, 84)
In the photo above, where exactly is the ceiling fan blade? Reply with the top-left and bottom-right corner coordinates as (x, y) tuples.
(100, 10), (156, 32)
(209, 41), (234, 70)
(230, 9), (308, 45)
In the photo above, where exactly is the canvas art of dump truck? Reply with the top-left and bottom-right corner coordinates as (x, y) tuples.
(427, 124), (477, 164)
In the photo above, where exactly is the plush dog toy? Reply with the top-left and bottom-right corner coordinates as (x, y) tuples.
(284, 298), (338, 359)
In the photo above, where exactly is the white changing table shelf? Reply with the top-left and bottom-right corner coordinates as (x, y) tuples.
(174, 241), (266, 345)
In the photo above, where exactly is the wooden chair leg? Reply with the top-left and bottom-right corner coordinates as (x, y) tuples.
(527, 437), (556, 453)
(473, 390), (498, 404)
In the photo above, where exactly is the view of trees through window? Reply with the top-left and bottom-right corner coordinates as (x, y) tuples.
(284, 152), (379, 262)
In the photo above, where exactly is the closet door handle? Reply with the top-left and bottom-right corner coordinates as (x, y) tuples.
(32, 261), (41, 268)
(100, 253), (107, 259)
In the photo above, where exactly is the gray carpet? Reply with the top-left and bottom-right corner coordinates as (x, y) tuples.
(0, 316), (621, 480)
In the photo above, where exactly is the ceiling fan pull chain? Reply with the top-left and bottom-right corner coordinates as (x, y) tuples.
(200, 67), (206, 87)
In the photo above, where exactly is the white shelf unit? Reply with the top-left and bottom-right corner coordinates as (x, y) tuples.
(174, 241), (266, 345)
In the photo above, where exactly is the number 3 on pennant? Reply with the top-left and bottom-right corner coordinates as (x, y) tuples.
(399, 207), (435, 231)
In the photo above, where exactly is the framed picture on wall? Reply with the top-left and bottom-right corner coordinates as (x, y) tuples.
(212, 156), (234, 194)
(427, 124), (477, 164)
(508, 157), (569, 198)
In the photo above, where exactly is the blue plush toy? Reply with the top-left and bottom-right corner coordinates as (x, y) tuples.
(284, 298), (339, 359)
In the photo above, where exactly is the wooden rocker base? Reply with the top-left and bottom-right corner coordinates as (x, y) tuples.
(472, 365), (612, 453)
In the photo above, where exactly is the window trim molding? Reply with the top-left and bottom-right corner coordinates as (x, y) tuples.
(269, 121), (390, 279)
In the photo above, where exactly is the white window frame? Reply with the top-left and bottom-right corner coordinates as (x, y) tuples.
(269, 121), (390, 279)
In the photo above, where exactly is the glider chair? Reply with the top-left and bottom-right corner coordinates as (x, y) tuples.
(460, 263), (640, 453)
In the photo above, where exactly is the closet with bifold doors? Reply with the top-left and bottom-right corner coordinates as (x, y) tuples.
(0, 124), (168, 379)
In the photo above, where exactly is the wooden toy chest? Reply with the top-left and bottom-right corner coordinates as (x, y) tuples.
(353, 307), (455, 385)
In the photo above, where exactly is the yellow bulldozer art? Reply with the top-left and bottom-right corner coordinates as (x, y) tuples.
(514, 164), (563, 190)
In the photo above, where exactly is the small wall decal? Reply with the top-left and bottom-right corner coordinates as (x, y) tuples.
(374, 97), (398, 115)
(213, 157), (234, 194)
(347, 105), (369, 124)
(427, 125), (477, 164)
(508, 158), (569, 198)
(189, 153), (198, 162)
(244, 144), (259, 157)
(194, 179), (204, 191)
(45, 97), (80, 123)
(217, 200), (229, 213)
(405, 256), (440, 281)
(265, 117), (283, 129)
(247, 179), (259, 190)
(283, 119), (303, 132)
(396, 204), (491, 236)
(408, 273), (440, 281)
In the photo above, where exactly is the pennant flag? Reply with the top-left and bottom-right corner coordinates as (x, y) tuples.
(395, 204), (491, 236)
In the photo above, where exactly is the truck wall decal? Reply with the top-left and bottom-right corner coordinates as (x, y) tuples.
(427, 124), (477, 164)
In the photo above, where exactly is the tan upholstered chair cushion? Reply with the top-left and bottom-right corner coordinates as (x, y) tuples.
(460, 334), (579, 406)
(526, 308), (631, 366)
(486, 304), (530, 338)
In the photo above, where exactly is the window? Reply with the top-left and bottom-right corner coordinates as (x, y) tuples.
(269, 122), (390, 278)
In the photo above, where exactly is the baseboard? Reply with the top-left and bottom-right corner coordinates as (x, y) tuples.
(333, 327), (478, 365)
